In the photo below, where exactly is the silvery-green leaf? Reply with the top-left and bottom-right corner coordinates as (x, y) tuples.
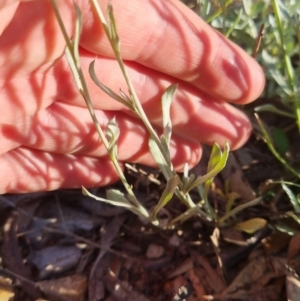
(151, 175), (179, 219)
(119, 88), (132, 103)
(182, 174), (196, 192)
(160, 135), (171, 162)
(161, 84), (177, 145)
(149, 137), (172, 180)
(82, 187), (147, 217)
(65, 47), (83, 92)
(106, 117), (120, 151)
(255, 104), (294, 118)
(73, 5), (82, 69)
(89, 61), (132, 109)
(82, 187), (131, 208)
(170, 204), (212, 226)
(197, 185), (205, 200)
(106, 189), (129, 204)
(107, 189), (149, 217)
(107, 2), (120, 52)
(242, 0), (252, 16)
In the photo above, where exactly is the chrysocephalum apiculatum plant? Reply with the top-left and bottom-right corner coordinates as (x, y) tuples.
(50, 0), (264, 229)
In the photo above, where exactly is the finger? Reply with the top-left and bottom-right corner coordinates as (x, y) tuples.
(0, 0), (264, 104)
(0, 52), (251, 149)
(0, 0), (20, 36)
(58, 52), (252, 149)
(0, 0), (74, 78)
(79, 0), (265, 103)
(0, 101), (202, 170)
(0, 147), (120, 193)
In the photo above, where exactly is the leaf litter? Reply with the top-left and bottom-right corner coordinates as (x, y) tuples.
(1, 131), (298, 301)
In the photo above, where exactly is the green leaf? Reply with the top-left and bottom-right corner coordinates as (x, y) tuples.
(282, 182), (300, 213)
(254, 104), (294, 118)
(183, 142), (230, 193)
(201, 144), (223, 218)
(275, 224), (298, 235)
(151, 175), (180, 219)
(272, 127), (289, 156)
(161, 84), (177, 146)
(218, 197), (262, 226)
(255, 113), (300, 178)
(234, 218), (267, 234)
(225, 9), (242, 38)
(207, 143), (222, 173)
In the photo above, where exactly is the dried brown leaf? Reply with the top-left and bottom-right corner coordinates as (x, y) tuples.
(37, 274), (87, 301)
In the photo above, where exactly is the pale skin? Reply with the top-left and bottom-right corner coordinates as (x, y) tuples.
(0, 0), (265, 193)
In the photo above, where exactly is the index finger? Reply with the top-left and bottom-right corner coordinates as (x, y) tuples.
(79, 0), (265, 104)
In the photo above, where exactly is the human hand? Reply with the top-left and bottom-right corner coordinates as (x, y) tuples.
(0, 0), (265, 193)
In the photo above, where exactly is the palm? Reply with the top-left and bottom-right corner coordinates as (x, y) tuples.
(0, 0), (264, 193)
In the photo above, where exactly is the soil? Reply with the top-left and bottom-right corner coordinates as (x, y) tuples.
(1, 99), (300, 301)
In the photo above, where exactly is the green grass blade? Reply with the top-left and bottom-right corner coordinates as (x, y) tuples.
(255, 113), (300, 178)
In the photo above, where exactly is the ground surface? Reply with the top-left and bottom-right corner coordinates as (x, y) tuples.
(1, 103), (300, 301)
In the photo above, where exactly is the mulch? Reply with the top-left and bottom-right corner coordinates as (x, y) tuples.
(1, 104), (300, 301)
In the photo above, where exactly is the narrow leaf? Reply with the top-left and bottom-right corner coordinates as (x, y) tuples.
(218, 197), (262, 226)
(184, 142), (230, 192)
(151, 175), (180, 219)
(82, 187), (145, 216)
(255, 104), (294, 118)
(107, 2), (120, 52)
(182, 174), (196, 192)
(272, 127), (289, 156)
(82, 187), (131, 208)
(73, 5), (82, 69)
(282, 183), (300, 213)
(207, 143), (222, 173)
(161, 84), (177, 145)
(149, 137), (172, 180)
(160, 135), (171, 162)
(89, 61), (132, 109)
